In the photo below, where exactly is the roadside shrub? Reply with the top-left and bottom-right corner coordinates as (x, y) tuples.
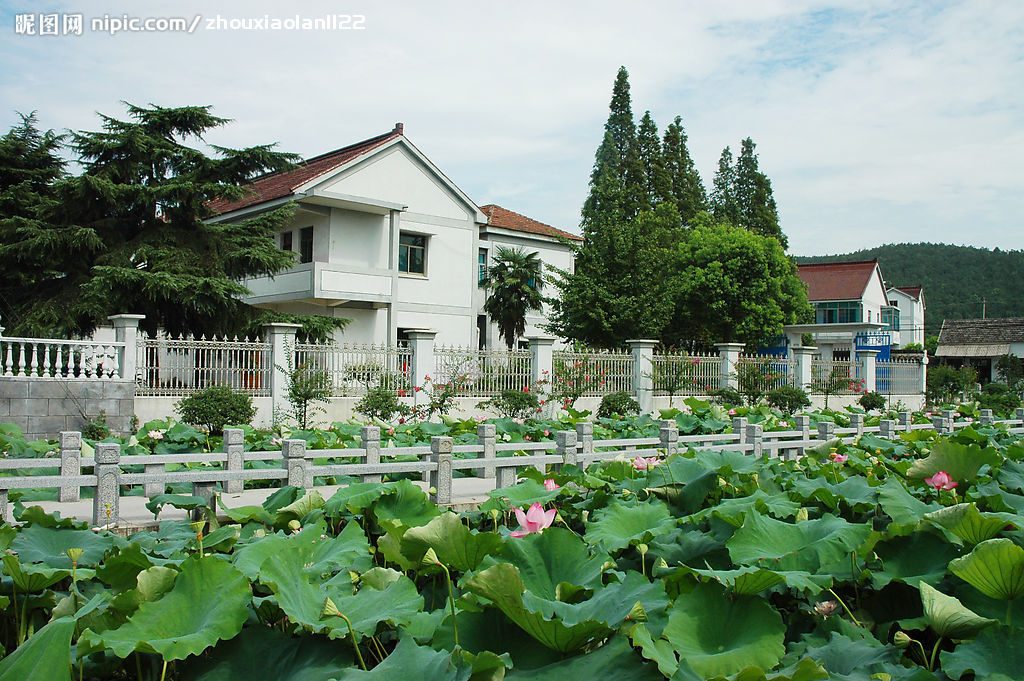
(709, 387), (743, 407)
(927, 364), (977, 405)
(82, 410), (111, 440)
(355, 386), (410, 422)
(597, 391), (640, 418)
(482, 388), (540, 419)
(975, 382), (1022, 416)
(858, 391), (887, 412)
(766, 386), (810, 413)
(175, 386), (255, 435)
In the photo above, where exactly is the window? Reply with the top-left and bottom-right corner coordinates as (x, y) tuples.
(478, 248), (488, 286)
(399, 232), (426, 274)
(813, 301), (861, 324)
(281, 231), (293, 252)
(299, 227), (313, 264)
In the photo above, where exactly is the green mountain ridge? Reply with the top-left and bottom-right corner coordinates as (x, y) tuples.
(795, 243), (1024, 336)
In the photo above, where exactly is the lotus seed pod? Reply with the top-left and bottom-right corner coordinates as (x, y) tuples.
(894, 631), (912, 648)
(65, 548), (84, 564)
(287, 520), (301, 531)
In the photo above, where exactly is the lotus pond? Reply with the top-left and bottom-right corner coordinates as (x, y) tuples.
(2, 411), (1024, 679)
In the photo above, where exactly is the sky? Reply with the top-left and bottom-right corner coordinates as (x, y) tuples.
(1, 0), (1021, 256)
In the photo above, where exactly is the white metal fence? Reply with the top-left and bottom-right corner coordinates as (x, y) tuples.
(433, 346), (533, 397)
(650, 351), (722, 396)
(811, 358), (862, 395)
(553, 348), (633, 397)
(736, 355), (795, 393)
(295, 342), (413, 396)
(877, 360), (920, 396)
(137, 336), (271, 397)
(2, 337), (122, 379)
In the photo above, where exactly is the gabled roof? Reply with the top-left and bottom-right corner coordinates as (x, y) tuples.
(207, 124), (405, 215)
(892, 285), (923, 300)
(938, 317), (1024, 345)
(480, 204), (582, 242)
(797, 260), (883, 302)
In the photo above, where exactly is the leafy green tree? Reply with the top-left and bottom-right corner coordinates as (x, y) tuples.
(735, 138), (786, 249)
(483, 246), (545, 349)
(666, 213), (811, 348)
(661, 115), (706, 223)
(710, 147), (740, 227)
(636, 111), (670, 208)
(0, 104), (306, 338)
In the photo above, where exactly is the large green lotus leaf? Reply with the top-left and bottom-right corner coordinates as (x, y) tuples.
(870, 531), (960, 588)
(109, 565), (179, 616)
(258, 553), (423, 639)
(431, 607), (564, 670)
(919, 582), (997, 639)
(727, 512), (870, 573)
(275, 489), (326, 525)
(331, 637), (470, 681)
(323, 482), (391, 517)
(0, 616), (75, 681)
(693, 448), (762, 474)
(233, 518), (371, 580)
(793, 631), (897, 679)
(997, 459), (1024, 493)
(145, 494), (209, 518)
(12, 524), (125, 567)
(711, 657), (829, 681)
(789, 476), (878, 512)
(95, 543), (156, 591)
(370, 478), (441, 528)
(400, 512), (504, 571)
(679, 565), (828, 596)
(221, 504), (274, 525)
(16, 506), (88, 529)
(924, 503), (1018, 547)
(83, 556), (250, 660)
(649, 526), (726, 567)
(506, 635), (665, 680)
(940, 625), (1024, 680)
(948, 538), (1024, 600)
(585, 500), (676, 553)
(489, 527), (608, 600)
(487, 479), (561, 509)
(974, 479), (1024, 514)
(645, 457), (719, 513)
(906, 441), (1000, 482)
(2, 554), (73, 591)
(657, 582), (786, 678)
(520, 571), (667, 629)
(691, 490), (799, 526)
(876, 476), (941, 527)
(184, 626), (353, 681)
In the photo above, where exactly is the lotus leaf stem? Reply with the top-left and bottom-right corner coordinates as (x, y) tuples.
(826, 588), (862, 627)
(1008, 600), (1013, 628)
(159, 659), (168, 681)
(928, 636), (943, 672)
(437, 561), (459, 648)
(336, 611), (367, 670)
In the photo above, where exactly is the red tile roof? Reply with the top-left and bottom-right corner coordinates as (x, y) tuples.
(893, 285), (923, 300)
(797, 260), (881, 301)
(207, 124), (404, 215)
(480, 204), (582, 242)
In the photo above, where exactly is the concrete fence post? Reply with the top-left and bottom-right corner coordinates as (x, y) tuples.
(477, 423), (496, 478)
(746, 423), (764, 458)
(555, 430), (578, 469)
(733, 417), (748, 445)
(92, 442), (121, 527)
(108, 314), (145, 381)
(659, 419), (679, 457)
(263, 323), (302, 421)
(429, 436), (453, 505)
(223, 428), (245, 494)
(282, 439), (310, 488)
(817, 421), (835, 441)
(1017, 407), (1024, 423)
(880, 419), (896, 439)
(791, 346), (816, 392)
(849, 413), (864, 437)
(980, 409), (994, 425)
(859, 349), (879, 394)
(143, 461), (165, 498)
(794, 415), (810, 440)
(627, 339), (657, 414)
(407, 330), (438, 407)
(715, 343), (745, 391)
(528, 336), (555, 389)
(191, 482), (216, 522)
(919, 354), (929, 396)
(360, 426), (382, 485)
(575, 422), (594, 465)
(932, 416), (948, 435)
(58, 431), (82, 502)
(898, 411), (912, 432)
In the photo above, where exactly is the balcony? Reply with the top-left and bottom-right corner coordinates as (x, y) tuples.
(241, 262), (393, 307)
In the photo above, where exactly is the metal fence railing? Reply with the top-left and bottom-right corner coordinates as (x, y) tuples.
(876, 360), (920, 396)
(552, 348), (633, 397)
(433, 346), (533, 397)
(811, 358), (862, 395)
(736, 354), (795, 392)
(650, 351), (722, 396)
(295, 342), (413, 396)
(137, 336), (271, 397)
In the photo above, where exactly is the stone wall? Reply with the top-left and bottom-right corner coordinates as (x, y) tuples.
(0, 377), (135, 440)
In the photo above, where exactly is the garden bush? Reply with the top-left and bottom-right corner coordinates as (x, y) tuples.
(597, 390), (640, 418)
(175, 386), (256, 435)
(482, 388), (540, 419)
(927, 364), (978, 405)
(858, 390), (887, 412)
(355, 386), (411, 422)
(975, 382), (1021, 416)
(708, 387), (743, 406)
(765, 385), (810, 413)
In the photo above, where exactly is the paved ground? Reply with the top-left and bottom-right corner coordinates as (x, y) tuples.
(16, 477), (500, 531)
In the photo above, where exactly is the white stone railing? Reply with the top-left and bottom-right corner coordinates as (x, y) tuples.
(1, 336), (123, 379)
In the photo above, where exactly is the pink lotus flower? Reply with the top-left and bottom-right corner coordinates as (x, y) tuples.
(633, 456), (661, 471)
(543, 478), (560, 491)
(271, 437), (283, 446)
(728, 408), (737, 416)
(829, 452), (848, 464)
(543, 429), (550, 436)
(147, 430), (164, 440)
(524, 435), (532, 441)
(925, 471), (958, 491)
(510, 503), (556, 537)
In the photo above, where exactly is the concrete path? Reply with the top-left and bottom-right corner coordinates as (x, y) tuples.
(15, 477), (500, 531)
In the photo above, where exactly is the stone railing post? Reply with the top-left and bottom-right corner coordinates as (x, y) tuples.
(477, 423), (496, 478)
(746, 423), (764, 457)
(92, 442), (121, 527)
(282, 439), (311, 488)
(858, 349), (879, 394)
(898, 411), (912, 432)
(223, 428), (245, 494)
(361, 426), (381, 484)
(794, 415), (810, 440)
(791, 346), (816, 392)
(659, 419), (679, 457)
(58, 431), (82, 502)
(626, 339), (657, 414)
(880, 419), (896, 439)
(817, 421), (835, 441)
(191, 482), (216, 521)
(575, 422), (594, 465)
(528, 336), (555, 389)
(263, 322), (302, 421)
(429, 436), (453, 505)
(733, 417), (748, 445)
(1017, 407), (1024, 424)
(932, 415), (949, 434)
(407, 330), (437, 406)
(556, 430), (578, 468)
(143, 460), (165, 498)
(108, 314), (145, 381)
(979, 409), (994, 425)
(715, 343), (745, 391)
(849, 413), (864, 436)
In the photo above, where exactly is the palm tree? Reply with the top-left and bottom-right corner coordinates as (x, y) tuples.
(483, 247), (545, 349)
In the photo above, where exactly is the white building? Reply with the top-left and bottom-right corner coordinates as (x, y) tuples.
(885, 285), (926, 348)
(208, 124), (580, 348)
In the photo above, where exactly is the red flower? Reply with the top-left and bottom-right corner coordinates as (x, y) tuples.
(398, 389), (407, 397)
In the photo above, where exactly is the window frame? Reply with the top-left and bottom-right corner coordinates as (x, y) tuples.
(299, 226), (314, 264)
(398, 231), (427, 275)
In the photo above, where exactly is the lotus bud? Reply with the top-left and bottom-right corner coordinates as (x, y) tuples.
(637, 543), (649, 556)
(488, 509), (501, 521)
(796, 508), (809, 522)
(66, 548), (84, 565)
(893, 631), (912, 648)
(321, 597), (341, 619)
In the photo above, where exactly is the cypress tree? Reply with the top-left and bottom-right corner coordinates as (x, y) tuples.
(661, 115), (706, 223)
(636, 110), (670, 209)
(710, 146), (740, 227)
(735, 137), (786, 249)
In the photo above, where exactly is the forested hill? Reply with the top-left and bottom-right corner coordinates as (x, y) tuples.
(795, 243), (1024, 336)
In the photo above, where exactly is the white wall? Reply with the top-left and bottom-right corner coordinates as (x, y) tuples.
(328, 209), (389, 268)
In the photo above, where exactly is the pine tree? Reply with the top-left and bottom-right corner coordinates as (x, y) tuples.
(710, 146), (740, 227)
(636, 111), (670, 208)
(735, 137), (786, 249)
(661, 116), (706, 223)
